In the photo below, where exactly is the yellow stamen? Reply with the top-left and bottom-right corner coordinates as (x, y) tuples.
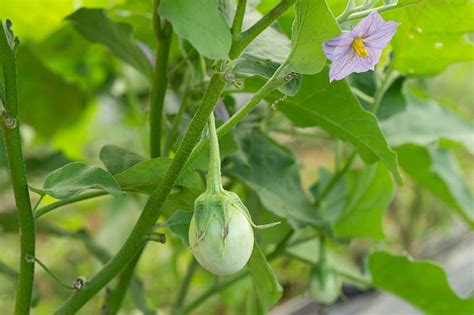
(352, 38), (369, 57)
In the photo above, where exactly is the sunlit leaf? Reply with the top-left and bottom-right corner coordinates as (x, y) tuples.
(287, 0), (340, 74)
(159, 0), (232, 59)
(369, 251), (474, 315)
(386, 0), (474, 75)
(39, 162), (125, 199)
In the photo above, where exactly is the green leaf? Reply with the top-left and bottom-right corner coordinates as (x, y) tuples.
(317, 164), (394, 239)
(16, 46), (87, 138)
(369, 251), (474, 315)
(159, 0), (232, 59)
(228, 129), (318, 228)
(39, 162), (125, 199)
(66, 8), (153, 78)
(382, 94), (474, 154)
(247, 243), (283, 311)
(99, 145), (146, 175)
(386, 0), (474, 75)
(397, 144), (474, 227)
(165, 210), (193, 246)
(287, 0), (340, 74)
(268, 69), (402, 183)
(115, 158), (204, 194)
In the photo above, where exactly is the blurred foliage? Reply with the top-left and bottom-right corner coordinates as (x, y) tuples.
(0, 0), (473, 314)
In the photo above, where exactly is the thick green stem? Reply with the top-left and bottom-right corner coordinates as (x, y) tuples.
(206, 113), (223, 193)
(103, 247), (145, 315)
(0, 21), (36, 315)
(150, 0), (172, 158)
(229, 0), (296, 59)
(186, 64), (292, 167)
(231, 0), (247, 41)
(55, 69), (226, 315)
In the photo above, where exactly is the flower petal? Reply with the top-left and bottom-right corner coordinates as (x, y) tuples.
(322, 32), (354, 61)
(352, 11), (385, 38)
(329, 50), (358, 82)
(364, 21), (399, 49)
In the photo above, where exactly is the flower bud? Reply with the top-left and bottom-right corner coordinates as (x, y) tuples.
(189, 191), (254, 276)
(309, 265), (341, 304)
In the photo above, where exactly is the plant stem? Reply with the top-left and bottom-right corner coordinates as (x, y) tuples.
(0, 21), (36, 315)
(26, 255), (75, 290)
(55, 67), (226, 315)
(173, 258), (198, 315)
(150, 0), (172, 158)
(186, 63), (292, 167)
(229, 0), (296, 59)
(371, 68), (398, 113)
(35, 191), (108, 219)
(206, 112), (223, 193)
(314, 151), (357, 208)
(103, 247), (145, 315)
(231, 0), (247, 41)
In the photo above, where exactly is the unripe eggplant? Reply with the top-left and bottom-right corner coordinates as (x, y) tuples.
(188, 113), (277, 276)
(309, 265), (341, 304)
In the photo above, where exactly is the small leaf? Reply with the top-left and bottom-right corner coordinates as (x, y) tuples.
(166, 210), (193, 246)
(159, 0), (232, 59)
(99, 145), (146, 175)
(369, 251), (474, 315)
(229, 129), (318, 228)
(115, 158), (204, 194)
(397, 145), (474, 227)
(267, 69), (402, 183)
(40, 162), (124, 199)
(247, 243), (283, 311)
(382, 94), (474, 154)
(287, 0), (340, 75)
(67, 8), (152, 77)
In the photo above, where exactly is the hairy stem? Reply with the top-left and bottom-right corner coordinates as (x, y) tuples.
(35, 191), (108, 219)
(186, 63), (292, 167)
(0, 21), (36, 315)
(55, 67), (226, 315)
(229, 0), (296, 59)
(231, 0), (247, 41)
(206, 112), (223, 193)
(150, 0), (172, 158)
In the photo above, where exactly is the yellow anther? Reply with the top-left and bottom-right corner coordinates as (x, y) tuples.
(352, 38), (369, 57)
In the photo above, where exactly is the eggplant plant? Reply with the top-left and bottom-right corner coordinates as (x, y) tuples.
(0, 0), (473, 314)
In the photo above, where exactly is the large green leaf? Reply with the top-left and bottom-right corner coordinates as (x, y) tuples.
(159, 0), (232, 59)
(268, 69), (401, 183)
(115, 158), (204, 194)
(16, 47), (87, 138)
(99, 145), (146, 175)
(228, 129), (319, 228)
(316, 164), (394, 239)
(369, 251), (474, 315)
(287, 0), (340, 74)
(247, 243), (283, 311)
(386, 0), (474, 75)
(39, 162), (124, 199)
(382, 94), (474, 154)
(397, 144), (474, 227)
(67, 8), (153, 78)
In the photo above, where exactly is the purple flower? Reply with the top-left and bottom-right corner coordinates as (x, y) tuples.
(323, 11), (399, 82)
